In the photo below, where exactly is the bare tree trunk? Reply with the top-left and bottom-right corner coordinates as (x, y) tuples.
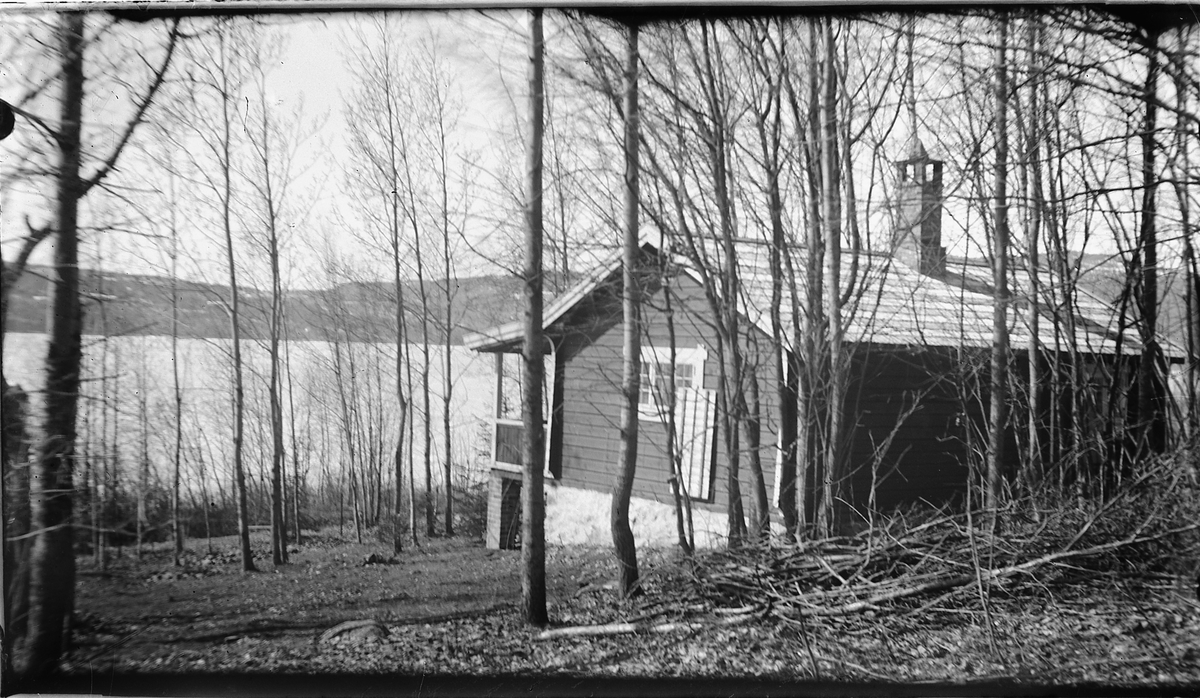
(522, 8), (548, 626)
(349, 457), (363, 543)
(753, 20), (798, 538)
(331, 330), (364, 544)
(97, 285), (111, 573)
(268, 217), (287, 566)
(799, 18), (827, 537)
(82, 427), (95, 564)
(1024, 14), (1045, 495)
(1136, 28), (1166, 458)
(110, 345), (121, 561)
(1170, 26), (1200, 444)
(613, 20), (642, 599)
(392, 195), (409, 556)
(406, 341), (418, 547)
(2, 381), (32, 683)
(169, 160), (185, 565)
(247, 61), (289, 566)
(283, 317), (303, 546)
(15, 12), (85, 679)
(136, 342), (150, 560)
(220, 25), (258, 575)
(1, 219), (47, 682)
(196, 443), (213, 553)
(1, 36), (177, 671)
(437, 121), (456, 538)
(414, 245), (434, 537)
(820, 17), (845, 536)
(698, 22), (749, 546)
(988, 11), (1011, 514)
(395, 311), (410, 552)
(660, 277), (694, 557)
(1, 233), (48, 676)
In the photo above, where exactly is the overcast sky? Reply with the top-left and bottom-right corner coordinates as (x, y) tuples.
(2, 8), (1153, 294)
(265, 10), (531, 287)
(0, 8), (537, 288)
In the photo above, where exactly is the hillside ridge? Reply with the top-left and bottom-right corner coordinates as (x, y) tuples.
(4, 264), (525, 344)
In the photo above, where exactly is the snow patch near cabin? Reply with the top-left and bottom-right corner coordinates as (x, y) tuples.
(544, 482), (727, 548)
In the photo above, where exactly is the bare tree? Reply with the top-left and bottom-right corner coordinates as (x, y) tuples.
(987, 12), (1011, 513)
(654, 274), (696, 555)
(817, 17), (848, 537)
(206, 21), (254, 572)
(1020, 13), (1047, 496)
(612, 20), (642, 598)
(1167, 24), (1200, 445)
(135, 338), (150, 560)
(166, 139), (186, 565)
(522, 7), (548, 627)
(1134, 25), (1167, 459)
(409, 39), (471, 538)
(282, 321), (305, 546)
(242, 29), (306, 566)
(343, 15), (413, 552)
(740, 18), (801, 540)
(8, 11), (179, 680)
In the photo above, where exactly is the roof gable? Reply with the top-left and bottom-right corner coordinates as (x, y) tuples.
(463, 246), (638, 353)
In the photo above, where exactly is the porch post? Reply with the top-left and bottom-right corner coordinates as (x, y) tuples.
(494, 352), (504, 420)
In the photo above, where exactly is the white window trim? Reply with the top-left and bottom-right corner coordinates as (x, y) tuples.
(637, 344), (707, 422)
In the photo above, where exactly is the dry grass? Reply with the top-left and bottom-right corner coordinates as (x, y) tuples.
(45, 464), (1200, 693)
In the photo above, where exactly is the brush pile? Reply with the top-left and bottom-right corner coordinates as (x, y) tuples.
(693, 458), (1200, 624)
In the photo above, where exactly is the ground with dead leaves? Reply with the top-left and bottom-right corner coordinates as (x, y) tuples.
(50, 529), (1200, 692)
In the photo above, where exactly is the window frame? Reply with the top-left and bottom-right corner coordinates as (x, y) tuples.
(636, 344), (707, 422)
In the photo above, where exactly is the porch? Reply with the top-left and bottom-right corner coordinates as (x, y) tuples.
(483, 351), (561, 550)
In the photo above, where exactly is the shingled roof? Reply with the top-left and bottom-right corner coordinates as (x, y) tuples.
(466, 240), (1177, 360)
(729, 239), (1160, 357)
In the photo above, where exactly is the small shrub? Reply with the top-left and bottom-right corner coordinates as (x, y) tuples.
(454, 478), (489, 540)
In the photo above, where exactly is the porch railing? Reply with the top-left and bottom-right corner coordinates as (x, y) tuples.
(494, 419), (524, 469)
(492, 418), (552, 476)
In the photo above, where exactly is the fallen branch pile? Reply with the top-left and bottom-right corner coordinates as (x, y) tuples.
(694, 461), (1200, 623)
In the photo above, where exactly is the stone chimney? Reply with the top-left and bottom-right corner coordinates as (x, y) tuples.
(894, 136), (946, 276)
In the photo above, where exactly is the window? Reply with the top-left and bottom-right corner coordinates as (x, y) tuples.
(637, 346), (705, 421)
(630, 345), (715, 500)
(639, 361), (692, 410)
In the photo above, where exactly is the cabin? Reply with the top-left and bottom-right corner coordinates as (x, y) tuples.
(465, 140), (1170, 549)
(467, 244), (782, 548)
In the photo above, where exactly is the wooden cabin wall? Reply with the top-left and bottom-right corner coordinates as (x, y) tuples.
(830, 346), (1134, 519)
(554, 272), (781, 515)
(836, 346), (980, 517)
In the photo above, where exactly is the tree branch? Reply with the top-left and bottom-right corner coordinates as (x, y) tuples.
(1, 217), (55, 321)
(535, 611), (757, 641)
(80, 17), (181, 197)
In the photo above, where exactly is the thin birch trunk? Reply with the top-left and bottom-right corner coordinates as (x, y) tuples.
(820, 17), (845, 536)
(214, 26), (255, 573)
(169, 150), (185, 564)
(612, 20), (642, 598)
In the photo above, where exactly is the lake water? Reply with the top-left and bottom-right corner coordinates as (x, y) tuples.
(3, 332), (497, 495)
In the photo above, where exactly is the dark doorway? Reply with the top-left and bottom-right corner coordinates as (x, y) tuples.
(499, 476), (522, 549)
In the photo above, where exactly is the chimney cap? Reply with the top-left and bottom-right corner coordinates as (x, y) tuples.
(905, 134), (928, 161)
(897, 134), (943, 166)
(902, 133), (926, 161)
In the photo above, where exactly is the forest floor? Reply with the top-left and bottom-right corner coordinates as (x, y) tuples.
(47, 529), (1200, 695)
